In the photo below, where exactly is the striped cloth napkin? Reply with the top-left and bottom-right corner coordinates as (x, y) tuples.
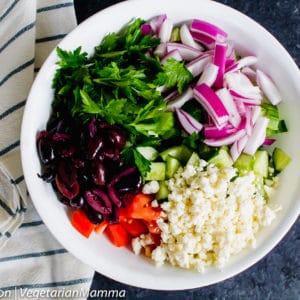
(0, 0), (94, 297)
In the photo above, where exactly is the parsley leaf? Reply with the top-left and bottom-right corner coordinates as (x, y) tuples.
(155, 58), (193, 93)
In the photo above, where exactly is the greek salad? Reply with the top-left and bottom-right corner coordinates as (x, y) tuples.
(36, 15), (291, 271)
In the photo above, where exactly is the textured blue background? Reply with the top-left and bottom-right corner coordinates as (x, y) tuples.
(73, 1), (300, 299)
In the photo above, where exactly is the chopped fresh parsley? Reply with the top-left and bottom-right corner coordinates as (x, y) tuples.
(50, 18), (192, 178)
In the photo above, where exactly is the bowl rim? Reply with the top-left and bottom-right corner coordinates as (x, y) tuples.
(21, 0), (300, 290)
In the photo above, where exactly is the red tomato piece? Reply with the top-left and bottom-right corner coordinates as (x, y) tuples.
(127, 194), (161, 222)
(105, 223), (130, 247)
(71, 209), (95, 238)
(94, 220), (108, 234)
(144, 220), (161, 235)
(119, 208), (148, 237)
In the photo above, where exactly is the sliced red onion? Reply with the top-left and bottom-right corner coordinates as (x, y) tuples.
(226, 56), (258, 73)
(176, 108), (203, 135)
(216, 88), (241, 128)
(213, 40), (227, 88)
(159, 18), (173, 43)
(166, 42), (202, 61)
(250, 105), (262, 124)
(242, 66), (257, 83)
(256, 69), (282, 105)
(230, 89), (262, 105)
(230, 134), (249, 161)
(190, 19), (228, 40)
(161, 49), (183, 65)
(234, 99), (247, 115)
(225, 72), (262, 101)
(193, 83), (229, 127)
(166, 87), (194, 111)
(204, 128), (246, 147)
(179, 23), (204, 50)
(204, 124), (236, 139)
(245, 107), (253, 136)
(154, 42), (167, 57)
(197, 63), (219, 87)
(225, 58), (236, 69)
(186, 54), (212, 77)
(263, 138), (276, 146)
(149, 14), (167, 34)
(190, 31), (216, 49)
(141, 23), (152, 35)
(243, 116), (269, 155)
(226, 41), (236, 59)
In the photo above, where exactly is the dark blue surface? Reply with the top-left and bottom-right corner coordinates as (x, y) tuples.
(73, 1), (300, 299)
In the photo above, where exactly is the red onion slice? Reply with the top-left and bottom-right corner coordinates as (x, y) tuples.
(216, 88), (241, 128)
(166, 42), (202, 61)
(243, 116), (269, 155)
(204, 129), (246, 147)
(197, 63), (219, 87)
(176, 108), (203, 135)
(159, 18), (173, 43)
(213, 40), (227, 88)
(161, 49), (183, 65)
(180, 23), (204, 50)
(256, 69), (282, 105)
(190, 19), (228, 40)
(166, 87), (194, 111)
(186, 54), (212, 77)
(193, 83), (229, 127)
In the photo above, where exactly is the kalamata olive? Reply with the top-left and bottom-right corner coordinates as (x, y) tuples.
(108, 129), (126, 149)
(37, 131), (55, 164)
(107, 206), (119, 224)
(91, 160), (106, 186)
(52, 132), (71, 142)
(56, 143), (76, 158)
(38, 166), (56, 183)
(55, 174), (80, 200)
(82, 203), (103, 224)
(59, 196), (71, 206)
(70, 196), (85, 208)
(84, 190), (112, 214)
(115, 169), (142, 193)
(87, 137), (103, 159)
(57, 161), (77, 186)
(71, 158), (85, 169)
(102, 146), (115, 160)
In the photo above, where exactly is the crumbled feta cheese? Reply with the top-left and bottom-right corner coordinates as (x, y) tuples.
(142, 180), (160, 194)
(150, 160), (281, 272)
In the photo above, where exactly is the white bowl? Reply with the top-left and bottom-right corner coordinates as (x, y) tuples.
(21, 0), (300, 290)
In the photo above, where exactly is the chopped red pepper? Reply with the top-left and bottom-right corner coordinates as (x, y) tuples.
(105, 223), (130, 247)
(126, 194), (161, 222)
(71, 209), (95, 238)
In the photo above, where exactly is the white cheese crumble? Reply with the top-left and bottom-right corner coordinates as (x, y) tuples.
(142, 180), (160, 194)
(150, 160), (281, 272)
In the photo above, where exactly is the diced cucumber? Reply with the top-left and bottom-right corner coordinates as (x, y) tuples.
(186, 152), (201, 167)
(156, 180), (169, 200)
(145, 162), (166, 181)
(208, 147), (233, 168)
(253, 150), (269, 177)
(233, 153), (254, 174)
(272, 147), (291, 172)
(166, 156), (181, 179)
(136, 146), (159, 161)
(160, 145), (192, 164)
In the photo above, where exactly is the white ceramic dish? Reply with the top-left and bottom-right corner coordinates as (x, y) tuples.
(21, 0), (300, 290)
